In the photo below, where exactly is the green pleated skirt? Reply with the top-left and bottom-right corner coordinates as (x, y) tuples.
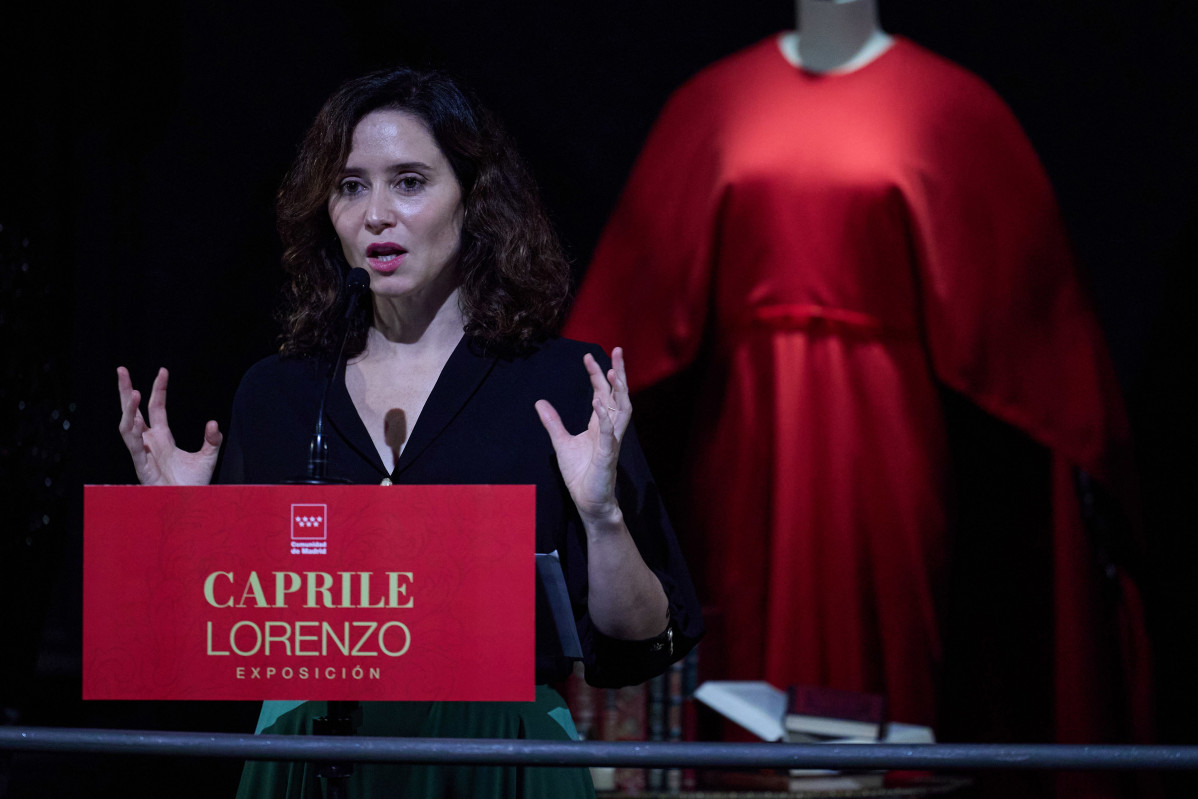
(236, 687), (596, 799)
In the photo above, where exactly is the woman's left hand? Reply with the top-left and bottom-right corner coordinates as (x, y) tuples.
(535, 346), (631, 528)
(538, 347), (669, 640)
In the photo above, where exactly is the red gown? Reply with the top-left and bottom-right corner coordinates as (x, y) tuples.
(566, 34), (1150, 750)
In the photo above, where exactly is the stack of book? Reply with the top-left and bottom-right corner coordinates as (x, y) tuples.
(564, 668), (929, 793)
(784, 683), (886, 742)
(563, 647), (701, 793)
(694, 680), (934, 792)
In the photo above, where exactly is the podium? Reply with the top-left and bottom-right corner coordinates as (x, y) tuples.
(83, 484), (537, 703)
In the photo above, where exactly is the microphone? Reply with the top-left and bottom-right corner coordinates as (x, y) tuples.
(383, 408), (407, 472)
(292, 267), (370, 484)
(343, 266), (373, 297)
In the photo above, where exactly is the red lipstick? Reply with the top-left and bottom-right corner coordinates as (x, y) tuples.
(366, 242), (407, 274)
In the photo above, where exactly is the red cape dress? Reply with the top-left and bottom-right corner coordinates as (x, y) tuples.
(566, 34), (1150, 753)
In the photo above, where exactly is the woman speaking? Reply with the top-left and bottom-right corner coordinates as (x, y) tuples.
(116, 67), (702, 798)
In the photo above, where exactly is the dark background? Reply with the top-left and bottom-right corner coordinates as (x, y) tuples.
(2, 2), (1195, 796)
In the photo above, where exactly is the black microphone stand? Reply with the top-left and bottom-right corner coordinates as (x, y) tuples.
(286, 268), (370, 798)
(312, 701), (360, 799)
(290, 268), (371, 486)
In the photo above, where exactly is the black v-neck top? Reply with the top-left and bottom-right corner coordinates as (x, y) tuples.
(218, 335), (702, 687)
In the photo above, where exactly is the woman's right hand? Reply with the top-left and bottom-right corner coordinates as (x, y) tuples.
(117, 366), (222, 486)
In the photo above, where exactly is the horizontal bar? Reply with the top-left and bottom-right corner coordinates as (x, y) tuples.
(3, 728), (1198, 770)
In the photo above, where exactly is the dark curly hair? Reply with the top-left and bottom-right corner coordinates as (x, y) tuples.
(275, 67), (572, 357)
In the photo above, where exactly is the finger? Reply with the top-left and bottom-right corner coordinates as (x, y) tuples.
(583, 352), (613, 392)
(607, 369), (625, 408)
(123, 411), (154, 479)
(201, 421), (224, 455)
(583, 353), (616, 416)
(117, 366), (135, 409)
(534, 400), (570, 450)
(607, 348), (630, 411)
(606, 348), (632, 437)
(117, 368), (146, 439)
(591, 396), (618, 458)
(116, 369), (159, 482)
(591, 396), (615, 434)
(611, 346), (627, 388)
(123, 401), (153, 477)
(147, 367), (170, 430)
(123, 394), (146, 442)
(605, 370), (632, 440)
(118, 384), (142, 437)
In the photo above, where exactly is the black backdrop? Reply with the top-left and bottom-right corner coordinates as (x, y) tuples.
(2, 2), (1196, 796)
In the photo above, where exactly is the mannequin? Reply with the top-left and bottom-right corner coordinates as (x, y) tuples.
(779, 0), (893, 74)
(566, 18), (1151, 797)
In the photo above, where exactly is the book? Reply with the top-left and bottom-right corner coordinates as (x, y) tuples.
(792, 720), (935, 746)
(695, 680), (933, 789)
(679, 646), (699, 790)
(704, 770), (886, 792)
(604, 683), (647, 792)
(564, 661), (598, 740)
(694, 680), (935, 791)
(785, 683), (887, 740)
(695, 680), (933, 745)
(788, 773), (886, 791)
(646, 673), (666, 790)
(693, 680), (787, 741)
(563, 662), (613, 790)
(666, 657), (684, 791)
(786, 720), (936, 779)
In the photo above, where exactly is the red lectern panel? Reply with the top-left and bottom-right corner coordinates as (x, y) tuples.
(83, 484), (535, 702)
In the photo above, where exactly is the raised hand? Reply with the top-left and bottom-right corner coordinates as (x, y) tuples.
(117, 366), (222, 486)
(535, 347), (632, 527)
(536, 347), (669, 639)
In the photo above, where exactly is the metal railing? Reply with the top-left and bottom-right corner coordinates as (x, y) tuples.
(3, 727), (1198, 771)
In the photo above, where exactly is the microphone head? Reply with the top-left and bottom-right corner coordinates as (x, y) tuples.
(384, 408), (408, 470)
(346, 267), (370, 294)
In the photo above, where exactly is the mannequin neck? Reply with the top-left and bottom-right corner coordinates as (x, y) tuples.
(781, 0), (893, 74)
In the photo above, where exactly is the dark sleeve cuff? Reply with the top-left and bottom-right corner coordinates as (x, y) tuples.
(587, 612), (699, 688)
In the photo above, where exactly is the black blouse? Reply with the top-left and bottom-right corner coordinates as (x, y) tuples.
(218, 335), (703, 687)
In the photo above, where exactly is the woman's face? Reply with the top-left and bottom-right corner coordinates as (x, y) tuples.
(328, 109), (465, 303)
